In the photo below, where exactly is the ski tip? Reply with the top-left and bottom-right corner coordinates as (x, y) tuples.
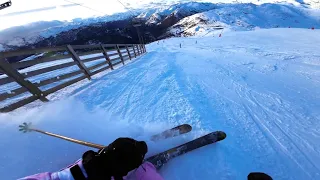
(217, 131), (227, 141)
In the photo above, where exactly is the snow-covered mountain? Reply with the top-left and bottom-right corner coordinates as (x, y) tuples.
(167, 3), (320, 37)
(0, 1), (319, 52)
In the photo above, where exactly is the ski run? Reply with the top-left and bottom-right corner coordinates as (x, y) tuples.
(0, 28), (320, 179)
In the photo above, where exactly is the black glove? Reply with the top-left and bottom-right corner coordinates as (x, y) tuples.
(82, 138), (148, 180)
(248, 172), (273, 180)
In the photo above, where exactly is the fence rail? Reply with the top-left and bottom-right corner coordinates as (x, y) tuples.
(0, 43), (146, 112)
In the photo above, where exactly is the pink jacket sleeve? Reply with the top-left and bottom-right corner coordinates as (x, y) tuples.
(135, 162), (164, 180)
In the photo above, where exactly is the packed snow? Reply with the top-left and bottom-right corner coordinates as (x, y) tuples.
(0, 28), (319, 179)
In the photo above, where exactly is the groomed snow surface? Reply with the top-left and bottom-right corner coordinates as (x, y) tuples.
(1, 28), (320, 179)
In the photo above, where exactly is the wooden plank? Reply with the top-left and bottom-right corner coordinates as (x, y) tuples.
(0, 76), (14, 86)
(36, 70), (84, 88)
(0, 86), (28, 101)
(0, 59), (48, 102)
(22, 61), (76, 78)
(143, 44), (146, 53)
(101, 44), (118, 48)
(102, 44), (128, 48)
(67, 45), (91, 80)
(77, 50), (103, 57)
(108, 52), (119, 57)
(113, 61), (122, 66)
(100, 44), (114, 70)
(123, 56), (130, 62)
(126, 45), (132, 60)
(82, 55), (105, 63)
(87, 61), (108, 71)
(0, 95), (39, 113)
(135, 45), (140, 55)
(132, 44), (137, 58)
(71, 44), (101, 50)
(116, 45), (125, 65)
(141, 44), (144, 53)
(142, 44), (145, 53)
(102, 44), (139, 47)
(138, 44), (142, 55)
(44, 75), (87, 96)
(111, 57), (121, 62)
(91, 66), (110, 76)
(119, 47), (127, 52)
(0, 46), (67, 59)
(139, 44), (142, 53)
(11, 54), (72, 69)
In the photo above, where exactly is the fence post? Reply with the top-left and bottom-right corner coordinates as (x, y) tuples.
(116, 45), (125, 65)
(0, 60), (48, 102)
(132, 44), (137, 58)
(143, 44), (147, 53)
(141, 44), (144, 53)
(136, 45), (141, 55)
(139, 44), (142, 54)
(125, 45), (132, 60)
(100, 44), (114, 70)
(67, 45), (91, 80)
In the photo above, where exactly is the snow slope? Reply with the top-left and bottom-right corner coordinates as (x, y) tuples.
(1, 28), (320, 179)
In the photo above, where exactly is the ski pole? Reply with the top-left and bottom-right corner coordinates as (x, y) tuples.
(19, 122), (104, 149)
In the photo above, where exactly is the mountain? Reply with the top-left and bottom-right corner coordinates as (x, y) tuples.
(166, 3), (320, 37)
(0, 1), (319, 55)
(0, 2), (217, 51)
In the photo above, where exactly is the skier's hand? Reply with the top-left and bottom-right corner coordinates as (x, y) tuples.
(82, 138), (148, 179)
(248, 172), (272, 180)
(103, 138), (148, 177)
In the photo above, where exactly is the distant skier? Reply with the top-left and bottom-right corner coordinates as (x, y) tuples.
(19, 138), (164, 180)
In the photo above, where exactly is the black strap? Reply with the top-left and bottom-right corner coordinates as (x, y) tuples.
(70, 164), (87, 180)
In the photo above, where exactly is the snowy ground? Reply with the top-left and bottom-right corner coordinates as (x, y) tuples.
(0, 28), (320, 179)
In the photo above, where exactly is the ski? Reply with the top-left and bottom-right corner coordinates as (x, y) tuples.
(150, 124), (192, 141)
(146, 131), (226, 169)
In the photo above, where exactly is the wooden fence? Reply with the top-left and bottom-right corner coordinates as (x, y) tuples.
(0, 43), (146, 112)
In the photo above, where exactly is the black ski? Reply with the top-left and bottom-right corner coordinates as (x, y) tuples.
(146, 131), (226, 169)
(150, 124), (192, 141)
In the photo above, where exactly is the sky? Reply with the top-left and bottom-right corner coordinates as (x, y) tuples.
(0, 0), (131, 30)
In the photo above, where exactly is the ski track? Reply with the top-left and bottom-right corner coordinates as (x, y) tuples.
(1, 29), (320, 179)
